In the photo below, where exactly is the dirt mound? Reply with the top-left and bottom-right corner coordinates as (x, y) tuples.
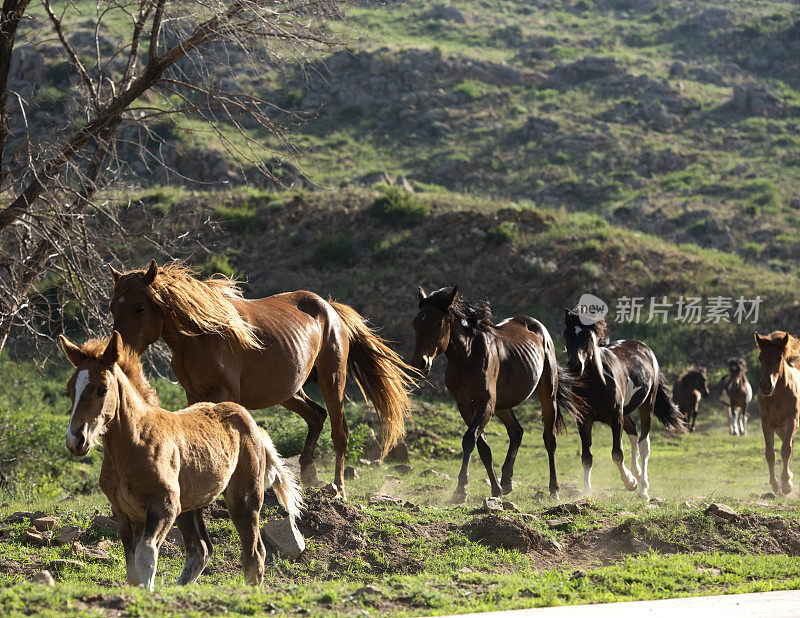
(466, 515), (554, 553)
(293, 490), (452, 574)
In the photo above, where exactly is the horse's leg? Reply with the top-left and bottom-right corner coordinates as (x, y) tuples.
(623, 416), (641, 483)
(762, 416), (779, 494)
(727, 405), (737, 435)
(452, 400), (495, 504)
(611, 410), (638, 492)
(135, 499), (179, 591)
(225, 447), (267, 585)
(579, 420), (594, 496)
(316, 357), (349, 499)
(176, 510), (212, 585)
(780, 418), (796, 495)
(536, 378), (560, 498)
(741, 399), (749, 436)
(476, 431), (503, 498)
(637, 406), (653, 500)
(281, 391), (327, 487)
(117, 512), (139, 587)
(690, 402), (698, 432)
(495, 408), (523, 495)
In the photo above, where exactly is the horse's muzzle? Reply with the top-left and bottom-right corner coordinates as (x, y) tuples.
(411, 356), (433, 378)
(66, 428), (91, 457)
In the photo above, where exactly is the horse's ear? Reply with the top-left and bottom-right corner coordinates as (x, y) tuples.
(754, 331), (763, 347)
(417, 286), (427, 304)
(101, 331), (123, 367)
(781, 333), (790, 349)
(108, 264), (122, 285)
(143, 259), (158, 285)
(700, 367), (707, 375)
(445, 286), (458, 307)
(59, 334), (85, 367)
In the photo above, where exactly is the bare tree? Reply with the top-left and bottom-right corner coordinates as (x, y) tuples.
(0, 0), (339, 355)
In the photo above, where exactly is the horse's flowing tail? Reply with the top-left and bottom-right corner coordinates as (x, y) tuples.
(329, 301), (417, 458)
(555, 363), (586, 434)
(654, 375), (687, 433)
(260, 428), (303, 523)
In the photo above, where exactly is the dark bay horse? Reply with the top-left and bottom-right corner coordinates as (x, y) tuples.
(409, 286), (583, 502)
(60, 332), (302, 590)
(672, 368), (710, 432)
(720, 357), (752, 436)
(755, 331), (800, 496)
(109, 260), (417, 498)
(563, 310), (684, 500)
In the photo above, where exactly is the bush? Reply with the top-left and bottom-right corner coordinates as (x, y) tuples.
(312, 237), (358, 269)
(199, 254), (239, 279)
(485, 221), (520, 245)
(452, 79), (489, 101)
(370, 186), (431, 227)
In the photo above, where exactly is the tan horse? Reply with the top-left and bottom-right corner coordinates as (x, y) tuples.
(60, 332), (302, 590)
(755, 331), (800, 496)
(109, 260), (416, 498)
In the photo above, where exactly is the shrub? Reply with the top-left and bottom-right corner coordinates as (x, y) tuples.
(452, 79), (488, 101)
(312, 237), (358, 269)
(370, 186), (431, 227)
(199, 254), (239, 279)
(485, 221), (520, 245)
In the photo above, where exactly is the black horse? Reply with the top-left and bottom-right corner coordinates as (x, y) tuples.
(563, 309), (685, 499)
(409, 287), (583, 502)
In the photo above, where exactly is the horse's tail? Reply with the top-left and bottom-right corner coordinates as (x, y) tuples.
(553, 362), (586, 434)
(260, 428), (303, 523)
(654, 375), (687, 433)
(329, 301), (417, 458)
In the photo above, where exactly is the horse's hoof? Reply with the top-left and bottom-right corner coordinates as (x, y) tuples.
(449, 489), (468, 505)
(501, 483), (514, 495)
(625, 479), (638, 492)
(782, 482), (793, 495)
(550, 491), (560, 501)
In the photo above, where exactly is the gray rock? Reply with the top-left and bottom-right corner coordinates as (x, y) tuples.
(390, 464), (412, 475)
(705, 503), (738, 521)
(30, 570), (55, 586)
(362, 428), (382, 461)
(354, 584), (383, 597)
(53, 525), (82, 546)
(483, 497), (503, 512)
(733, 82), (785, 118)
(262, 517), (305, 559)
(343, 465), (358, 480)
(32, 516), (58, 532)
(368, 493), (403, 505)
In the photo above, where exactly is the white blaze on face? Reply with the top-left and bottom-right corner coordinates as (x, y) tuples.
(66, 369), (90, 449)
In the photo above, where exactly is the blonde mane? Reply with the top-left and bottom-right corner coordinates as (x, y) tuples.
(115, 262), (262, 350)
(80, 338), (160, 407)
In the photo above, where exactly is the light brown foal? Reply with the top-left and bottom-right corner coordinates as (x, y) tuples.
(755, 331), (800, 496)
(60, 332), (302, 590)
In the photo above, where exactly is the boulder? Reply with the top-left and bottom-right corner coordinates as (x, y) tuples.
(390, 464), (412, 475)
(343, 465), (359, 480)
(22, 528), (50, 547)
(53, 525), (82, 546)
(30, 570), (55, 586)
(733, 82), (786, 118)
(705, 503), (738, 522)
(385, 441), (410, 463)
(262, 517), (305, 559)
(362, 429), (382, 461)
(32, 516), (58, 532)
(482, 497), (503, 513)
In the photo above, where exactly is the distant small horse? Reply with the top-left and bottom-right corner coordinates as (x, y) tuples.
(755, 331), (800, 496)
(60, 332), (302, 590)
(409, 287), (583, 502)
(719, 357), (752, 436)
(109, 260), (417, 498)
(673, 368), (710, 432)
(563, 310), (685, 500)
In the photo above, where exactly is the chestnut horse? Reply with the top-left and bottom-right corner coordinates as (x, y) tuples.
(60, 332), (303, 590)
(672, 368), (710, 432)
(563, 310), (685, 500)
(719, 357), (752, 436)
(409, 286), (583, 502)
(755, 331), (800, 496)
(109, 261), (416, 498)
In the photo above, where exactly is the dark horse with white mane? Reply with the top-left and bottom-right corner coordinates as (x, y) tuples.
(563, 310), (684, 499)
(109, 260), (417, 499)
(409, 287), (583, 502)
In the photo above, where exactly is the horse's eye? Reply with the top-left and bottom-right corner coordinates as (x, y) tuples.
(134, 306), (144, 314)
(97, 386), (108, 397)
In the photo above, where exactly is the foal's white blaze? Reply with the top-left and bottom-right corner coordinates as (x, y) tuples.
(638, 435), (651, 499)
(66, 369), (90, 450)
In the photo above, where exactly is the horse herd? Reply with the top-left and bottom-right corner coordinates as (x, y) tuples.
(58, 260), (800, 589)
